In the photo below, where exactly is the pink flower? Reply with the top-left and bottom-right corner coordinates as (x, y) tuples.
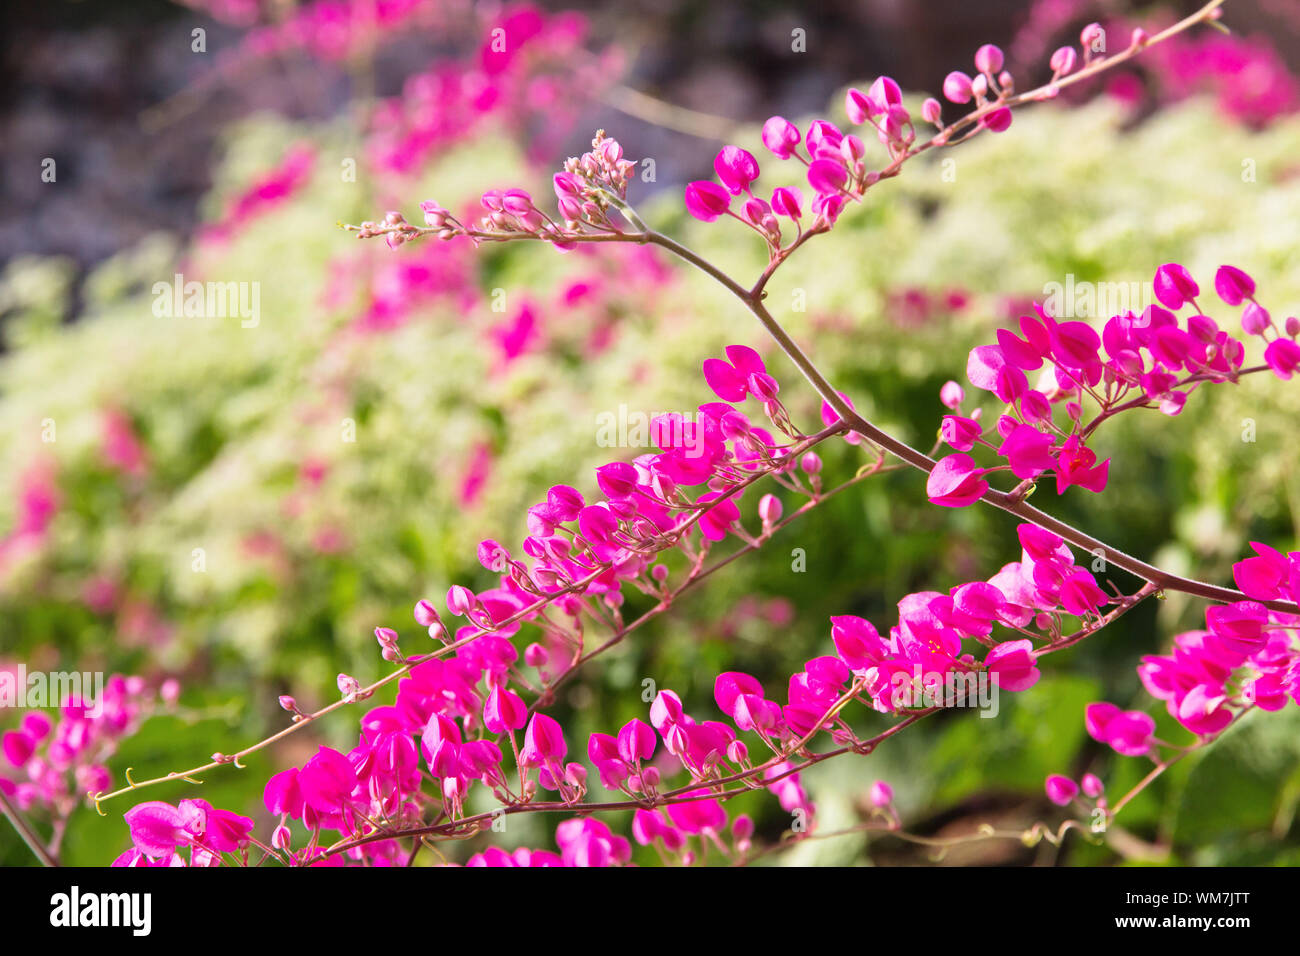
(761, 117), (801, 159)
(684, 181), (731, 222)
(1085, 703), (1155, 756)
(939, 380), (965, 409)
(999, 424), (1056, 479)
(926, 453), (989, 508)
(941, 414), (983, 452)
(1055, 436), (1109, 495)
(714, 146), (760, 196)
(984, 639), (1041, 691)
(867, 76), (902, 116)
(1265, 339), (1300, 380)
(984, 108), (1013, 133)
(974, 44), (1004, 76)
(807, 159), (848, 196)
(943, 71), (974, 104)
(831, 615), (888, 671)
(1045, 774), (1078, 806)
(1232, 541), (1295, 601)
(520, 713), (567, 766)
(124, 800), (204, 859)
(845, 88), (872, 125)
(1214, 264), (1255, 306)
(1204, 601), (1268, 655)
(770, 186), (803, 219)
(1176, 685), (1234, 736)
(1050, 47), (1078, 76)
(1153, 263), (1200, 310)
(2, 730), (33, 767)
(298, 746), (359, 814)
(869, 781), (894, 807)
(184, 799), (254, 853)
(446, 584), (475, 616)
(264, 767), (304, 818)
(702, 345), (767, 403)
(1059, 569), (1108, 617)
(483, 685), (527, 733)
(617, 719), (655, 764)
(667, 789), (728, 834)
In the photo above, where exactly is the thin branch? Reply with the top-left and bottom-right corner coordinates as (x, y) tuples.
(0, 789), (59, 867)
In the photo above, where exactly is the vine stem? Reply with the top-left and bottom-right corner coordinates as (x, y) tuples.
(645, 230), (1299, 615)
(0, 789), (59, 867)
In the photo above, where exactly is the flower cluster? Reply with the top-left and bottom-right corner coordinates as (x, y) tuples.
(116, 797), (255, 867)
(2, 676), (175, 822)
(360, 131), (639, 250)
(830, 520), (1115, 713)
(928, 263), (1297, 508)
(679, 36), (1104, 247)
(367, 7), (620, 174)
(110, 502), (1129, 866)
(106, 340), (1126, 866)
(1045, 544), (1300, 820)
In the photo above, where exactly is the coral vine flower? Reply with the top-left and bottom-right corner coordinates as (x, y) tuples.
(714, 146), (760, 196)
(298, 746), (359, 814)
(984, 640), (1041, 691)
(1084, 703), (1155, 756)
(124, 801), (205, 859)
(702, 345), (768, 403)
(1232, 542), (1300, 602)
(1214, 264), (1255, 305)
(1044, 774), (1078, 806)
(926, 453), (989, 507)
(684, 181), (731, 222)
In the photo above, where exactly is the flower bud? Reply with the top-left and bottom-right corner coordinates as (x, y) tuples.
(984, 107), (1013, 133)
(1049, 46), (1077, 76)
(761, 116), (801, 159)
(337, 673), (360, 702)
(414, 599), (439, 628)
(974, 44), (1004, 76)
(1242, 302), (1271, 336)
(1045, 773), (1078, 806)
(446, 584), (475, 616)
(943, 71), (974, 104)
(271, 824), (292, 850)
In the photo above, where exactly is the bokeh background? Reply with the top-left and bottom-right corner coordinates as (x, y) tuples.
(2, 0), (1300, 865)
